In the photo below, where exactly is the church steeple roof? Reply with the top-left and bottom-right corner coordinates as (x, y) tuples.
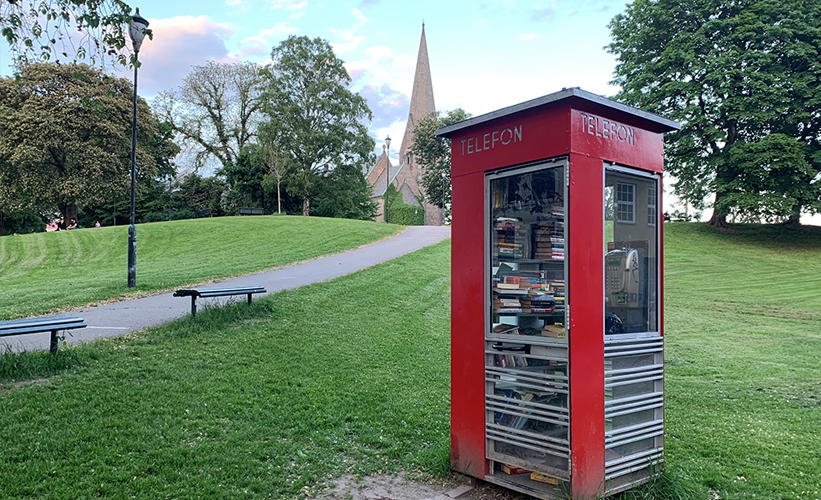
(398, 23), (436, 166)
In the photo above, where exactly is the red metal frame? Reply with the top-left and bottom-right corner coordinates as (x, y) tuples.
(443, 89), (678, 498)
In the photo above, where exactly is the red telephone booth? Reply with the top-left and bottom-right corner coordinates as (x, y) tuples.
(437, 88), (680, 499)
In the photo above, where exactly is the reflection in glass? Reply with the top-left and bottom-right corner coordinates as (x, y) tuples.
(604, 170), (659, 334)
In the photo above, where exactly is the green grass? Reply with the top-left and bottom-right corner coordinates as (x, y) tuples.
(1, 223), (820, 499)
(0, 241), (451, 499)
(655, 223), (821, 500)
(0, 216), (401, 320)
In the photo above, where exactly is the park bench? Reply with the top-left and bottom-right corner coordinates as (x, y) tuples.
(238, 207), (264, 216)
(173, 286), (267, 317)
(0, 315), (87, 354)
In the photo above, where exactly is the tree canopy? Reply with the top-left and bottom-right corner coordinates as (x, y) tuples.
(263, 35), (375, 216)
(156, 61), (266, 174)
(608, 0), (821, 226)
(0, 63), (175, 224)
(1, 0), (140, 67)
(409, 108), (470, 210)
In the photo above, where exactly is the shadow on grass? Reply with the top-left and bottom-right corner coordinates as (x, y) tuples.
(0, 346), (84, 385)
(157, 299), (277, 339)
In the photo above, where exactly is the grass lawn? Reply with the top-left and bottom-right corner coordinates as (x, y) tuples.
(0, 224), (819, 499)
(0, 216), (401, 320)
(0, 240), (451, 499)
(657, 223), (821, 500)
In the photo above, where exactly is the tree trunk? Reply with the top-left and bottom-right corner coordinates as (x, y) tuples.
(302, 191), (310, 216)
(277, 178), (282, 214)
(784, 212), (801, 227)
(708, 191), (728, 228)
(0, 210), (5, 236)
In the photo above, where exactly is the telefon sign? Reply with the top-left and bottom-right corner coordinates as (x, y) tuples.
(460, 124), (523, 155)
(580, 112), (635, 146)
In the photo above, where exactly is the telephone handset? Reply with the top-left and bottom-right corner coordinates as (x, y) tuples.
(605, 248), (641, 307)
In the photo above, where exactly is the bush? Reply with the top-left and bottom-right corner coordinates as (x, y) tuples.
(1, 210), (46, 235)
(389, 198), (425, 225)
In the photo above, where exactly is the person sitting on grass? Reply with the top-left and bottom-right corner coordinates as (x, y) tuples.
(57, 218), (66, 231)
(67, 219), (78, 230)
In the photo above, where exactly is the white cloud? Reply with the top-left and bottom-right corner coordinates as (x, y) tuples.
(330, 8), (369, 54)
(237, 23), (300, 58)
(270, 0), (307, 10)
(128, 16), (237, 95)
(225, 0), (244, 6)
(518, 33), (537, 42)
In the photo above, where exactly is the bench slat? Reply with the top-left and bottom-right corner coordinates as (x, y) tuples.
(0, 315), (87, 353)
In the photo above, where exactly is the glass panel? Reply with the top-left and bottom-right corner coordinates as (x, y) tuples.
(490, 166), (566, 340)
(604, 170), (659, 334)
(486, 162), (569, 476)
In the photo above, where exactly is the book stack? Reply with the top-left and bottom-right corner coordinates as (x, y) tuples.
(528, 291), (555, 314)
(549, 280), (566, 313)
(493, 294), (522, 313)
(533, 233), (564, 260)
(542, 323), (566, 338)
(531, 221), (556, 260)
(495, 219), (525, 258)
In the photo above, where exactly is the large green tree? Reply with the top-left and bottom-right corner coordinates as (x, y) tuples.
(608, 0), (821, 226)
(263, 35), (375, 216)
(0, 63), (171, 224)
(409, 108), (470, 211)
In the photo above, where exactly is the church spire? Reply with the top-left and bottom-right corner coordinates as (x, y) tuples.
(398, 23), (436, 171)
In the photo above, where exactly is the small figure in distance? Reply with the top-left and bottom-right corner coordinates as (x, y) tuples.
(57, 218), (66, 231)
(94, 221), (101, 228)
(663, 212), (671, 223)
(67, 218), (78, 230)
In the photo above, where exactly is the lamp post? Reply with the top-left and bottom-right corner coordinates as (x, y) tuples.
(442, 170), (448, 225)
(384, 135), (391, 224)
(127, 8), (149, 288)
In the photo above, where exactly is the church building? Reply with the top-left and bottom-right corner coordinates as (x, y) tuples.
(366, 24), (444, 226)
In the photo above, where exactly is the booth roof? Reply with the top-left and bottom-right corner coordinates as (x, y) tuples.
(435, 87), (681, 138)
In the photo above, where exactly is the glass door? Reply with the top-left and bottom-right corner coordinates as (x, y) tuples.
(485, 160), (570, 488)
(603, 165), (664, 492)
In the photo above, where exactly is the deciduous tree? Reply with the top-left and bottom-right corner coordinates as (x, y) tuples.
(0, 63), (170, 223)
(1, 0), (140, 66)
(608, 0), (821, 226)
(409, 108), (470, 210)
(156, 61), (266, 173)
(263, 35), (375, 216)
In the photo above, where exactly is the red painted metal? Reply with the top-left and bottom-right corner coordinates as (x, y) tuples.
(450, 170), (489, 478)
(567, 153), (605, 497)
(444, 89), (676, 498)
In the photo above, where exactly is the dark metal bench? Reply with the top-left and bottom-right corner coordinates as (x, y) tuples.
(173, 286), (267, 317)
(0, 315), (87, 354)
(238, 207), (264, 216)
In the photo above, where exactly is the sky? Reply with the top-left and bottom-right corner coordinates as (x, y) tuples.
(1, 0), (625, 159)
(1, 0), (817, 223)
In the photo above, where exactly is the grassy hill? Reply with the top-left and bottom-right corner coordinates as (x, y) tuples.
(0, 223), (818, 499)
(0, 216), (401, 320)
(660, 223), (821, 499)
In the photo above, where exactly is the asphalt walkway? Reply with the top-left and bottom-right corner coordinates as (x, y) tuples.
(4, 225), (451, 352)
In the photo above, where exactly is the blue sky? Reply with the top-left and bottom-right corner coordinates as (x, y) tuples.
(1, 0), (626, 158)
(16, 0), (810, 221)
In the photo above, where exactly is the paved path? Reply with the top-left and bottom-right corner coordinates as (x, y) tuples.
(3, 226), (450, 352)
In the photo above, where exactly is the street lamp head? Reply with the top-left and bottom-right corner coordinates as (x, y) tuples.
(385, 135), (391, 150)
(129, 8), (150, 53)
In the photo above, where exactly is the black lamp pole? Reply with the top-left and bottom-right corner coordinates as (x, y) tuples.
(128, 8), (148, 288)
(384, 135), (391, 223)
